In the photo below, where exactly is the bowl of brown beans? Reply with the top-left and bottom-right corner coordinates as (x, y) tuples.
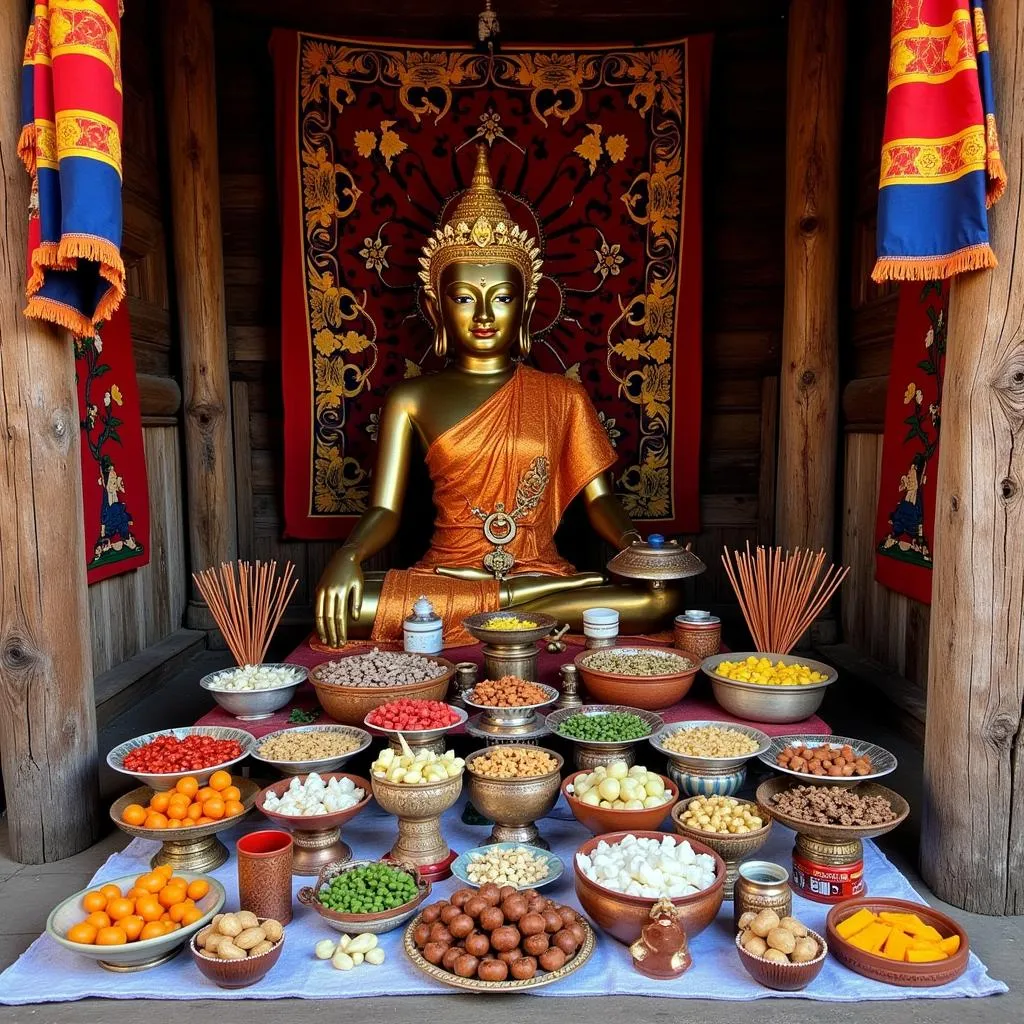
(574, 646), (699, 710)
(309, 651), (456, 725)
(759, 734), (897, 787)
(463, 677), (559, 726)
(249, 725), (373, 775)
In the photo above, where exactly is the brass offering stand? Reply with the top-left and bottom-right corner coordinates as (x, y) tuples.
(545, 704), (664, 770)
(462, 611), (559, 682)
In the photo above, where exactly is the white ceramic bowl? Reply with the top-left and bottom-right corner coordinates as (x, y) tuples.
(106, 726), (255, 790)
(200, 664), (308, 721)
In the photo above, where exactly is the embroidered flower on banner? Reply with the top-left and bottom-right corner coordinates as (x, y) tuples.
(903, 381), (917, 405)
(594, 238), (624, 279)
(598, 411), (621, 447)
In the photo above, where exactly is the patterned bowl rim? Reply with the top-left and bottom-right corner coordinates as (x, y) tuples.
(734, 926), (829, 968)
(462, 683), (560, 716)
(199, 664), (309, 694)
(461, 610), (560, 645)
(297, 858), (430, 922)
(574, 646), (699, 680)
(309, 654), (456, 693)
(545, 704), (664, 747)
(105, 726), (256, 782)
(758, 734), (898, 783)
(248, 725), (373, 768)
(450, 843), (564, 889)
(649, 721), (772, 767)
(671, 794), (773, 842)
(254, 771), (373, 828)
(109, 778), (260, 840)
(562, 768), (677, 817)
(701, 653), (838, 692)
(363, 704), (468, 738)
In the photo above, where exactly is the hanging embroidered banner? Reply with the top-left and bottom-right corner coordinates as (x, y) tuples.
(271, 31), (710, 540)
(76, 303), (150, 584)
(874, 280), (948, 604)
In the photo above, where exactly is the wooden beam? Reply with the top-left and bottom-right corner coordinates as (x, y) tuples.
(775, 0), (845, 553)
(841, 375), (887, 433)
(162, 0), (237, 628)
(138, 373), (181, 419)
(758, 376), (779, 544)
(921, 0), (1024, 916)
(0, 0), (100, 862)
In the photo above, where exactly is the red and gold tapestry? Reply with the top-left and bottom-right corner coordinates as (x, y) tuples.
(874, 281), (948, 604)
(76, 303), (149, 584)
(272, 32), (710, 540)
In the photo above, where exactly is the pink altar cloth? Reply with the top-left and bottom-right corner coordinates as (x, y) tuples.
(194, 634), (831, 738)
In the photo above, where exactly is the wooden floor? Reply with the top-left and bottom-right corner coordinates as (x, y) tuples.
(0, 650), (1020, 1023)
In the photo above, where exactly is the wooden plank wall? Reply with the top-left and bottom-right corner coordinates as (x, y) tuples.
(213, 4), (787, 620)
(837, 0), (929, 693)
(87, 4), (187, 676)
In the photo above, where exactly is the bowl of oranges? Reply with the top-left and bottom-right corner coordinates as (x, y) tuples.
(110, 771), (259, 872)
(46, 867), (225, 970)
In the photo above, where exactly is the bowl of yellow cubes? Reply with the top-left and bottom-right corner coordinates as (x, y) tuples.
(700, 653), (837, 724)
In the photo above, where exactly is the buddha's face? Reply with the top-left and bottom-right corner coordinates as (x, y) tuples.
(437, 261), (526, 358)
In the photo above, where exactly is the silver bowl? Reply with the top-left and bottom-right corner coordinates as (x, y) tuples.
(545, 704), (663, 769)
(364, 704), (468, 755)
(106, 726), (255, 791)
(249, 724), (372, 775)
(759, 733), (898, 787)
(463, 683), (559, 727)
(649, 720), (771, 772)
(199, 664), (308, 721)
(701, 653), (838, 724)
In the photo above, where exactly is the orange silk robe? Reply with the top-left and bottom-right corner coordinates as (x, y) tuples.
(371, 366), (617, 645)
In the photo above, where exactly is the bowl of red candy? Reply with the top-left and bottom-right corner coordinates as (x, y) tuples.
(364, 700), (468, 754)
(106, 727), (255, 791)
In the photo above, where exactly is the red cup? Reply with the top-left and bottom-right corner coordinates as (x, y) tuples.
(237, 829), (293, 924)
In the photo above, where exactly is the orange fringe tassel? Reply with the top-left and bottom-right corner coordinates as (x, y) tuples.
(23, 295), (97, 337)
(986, 152), (1008, 207)
(871, 244), (998, 283)
(17, 124), (36, 175)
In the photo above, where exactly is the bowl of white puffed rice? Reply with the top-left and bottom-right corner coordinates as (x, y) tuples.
(200, 663), (308, 721)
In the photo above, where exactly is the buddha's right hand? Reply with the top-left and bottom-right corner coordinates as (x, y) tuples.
(314, 547), (364, 646)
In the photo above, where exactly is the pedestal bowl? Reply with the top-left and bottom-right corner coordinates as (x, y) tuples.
(364, 705), (468, 756)
(562, 769), (678, 834)
(110, 778), (260, 872)
(255, 772), (373, 875)
(546, 704), (663, 770)
(462, 611), (559, 681)
(371, 770), (464, 881)
(649, 721), (770, 797)
(249, 724), (372, 776)
(671, 795), (773, 899)
(702, 653), (838, 724)
(465, 746), (564, 849)
(574, 647), (699, 710)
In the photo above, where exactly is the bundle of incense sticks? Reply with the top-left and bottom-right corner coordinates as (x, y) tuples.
(721, 544), (850, 655)
(192, 560), (299, 666)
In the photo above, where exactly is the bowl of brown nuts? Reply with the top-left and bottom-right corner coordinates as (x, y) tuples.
(190, 912), (285, 988)
(759, 734), (897, 787)
(735, 910), (827, 991)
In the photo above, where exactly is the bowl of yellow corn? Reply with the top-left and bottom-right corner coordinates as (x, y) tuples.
(700, 653), (837, 724)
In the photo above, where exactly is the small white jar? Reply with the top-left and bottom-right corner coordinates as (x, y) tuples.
(403, 595), (443, 654)
(583, 607), (619, 649)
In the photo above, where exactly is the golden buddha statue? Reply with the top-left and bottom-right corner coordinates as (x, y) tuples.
(314, 146), (684, 646)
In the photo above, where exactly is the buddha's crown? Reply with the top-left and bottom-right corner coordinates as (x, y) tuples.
(419, 145), (543, 300)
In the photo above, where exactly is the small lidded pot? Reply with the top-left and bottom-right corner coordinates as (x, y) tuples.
(583, 607), (619, 649)
(673, 610), (721, 660)
(403, 595), (443, 655)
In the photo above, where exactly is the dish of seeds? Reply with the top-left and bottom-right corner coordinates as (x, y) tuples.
(580, 649), (695, 677)
(257, 730), (363, 762)
(661, 725), (761, 759)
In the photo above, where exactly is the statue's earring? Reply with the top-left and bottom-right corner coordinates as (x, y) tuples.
(517, 325), (531, 359)
(434, 325), (448, 360)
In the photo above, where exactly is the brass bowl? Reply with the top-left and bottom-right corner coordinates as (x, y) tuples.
(755, 776), (910, 844)
(249, 724), (372, 775)
(701, 653), (837, 724)
(371, 769), (464, 881)
(574, 646), (699, 710)
(461, 610), (559, 646)
(465, 746), (564, 849)
(546, 704), (663, 770)
(573, 829), (726, 945)
(463, 683), (559, 728)
(309, 654), (456, 726)
(671, 795), (773, 899)
(255, 772), (373, 875)
(562, 769), (678, 834)
(110, 778), (259, 872)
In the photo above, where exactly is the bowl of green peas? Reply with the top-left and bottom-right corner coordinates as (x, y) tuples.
(297, 859), (431, 934)
(546, 705), (664, 770)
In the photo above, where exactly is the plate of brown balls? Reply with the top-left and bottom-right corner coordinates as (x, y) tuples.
(759, 734), (897, 787)
(404, 883), (595, 991)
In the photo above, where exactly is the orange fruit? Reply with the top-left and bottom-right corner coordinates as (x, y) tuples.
(144, 812), (169, 830)
(106, 897), (135, 922)
(154, 864), (174, 878)
(121, 804), (147, 827)
(186, 879), (210, 901)
(165, 800), (189, 821)
(195, 816), (214, 825)
(202, 797), (225, 820)
(175, 776), (199, 798)
(139, 921), (166, 941)
(99, 883), (123, 901)
(149, 793), (171, 813)
(82, 891), (107, 913)
(158, 884), (187, 909)
(221, 786), (241, 803)
(86, 911), (111, 930)
(181, 906), (204, 926)
(209, 770), (232, 792)
(195, 787), (217, 804)
(223, 799), (244, 818)
(159, 911), (172, 922)
(168, 900), (196, 923)
(138, 872), (164, 893)
(166, 921), (182, 932)
(126, 887), (149, 901)
(167, 819), (184, 829)
(169, 876), (189, 889)
(95, 926), (127, 946)
(186, 803), (203, 821)
(120, 914), (145, 940)
(136, 896), (162, 923)
(67, 921), (98, 945)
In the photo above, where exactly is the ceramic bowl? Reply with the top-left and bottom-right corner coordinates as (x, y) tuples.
(309, 655), (456, 725)
(46, 872), (225, 970)
(199, 664), (308, 721)
(825, 897), (969, 987)
(574, 647), (699, 710)
(701, 653), (837, 724)
(190, 919), (284, 988)
(649, 721), (771, 773)
(573, 829), (725, 945)
(296, 858), (430, 935)
(735, 927), (828, 991)
(249, 725), (372, 775)
(255, 772), (372, 832)
(562, 769), (677, 834)
(759, 733), (898, 787)
(450, 843), (563, 890)
(106, 726), (255, 791)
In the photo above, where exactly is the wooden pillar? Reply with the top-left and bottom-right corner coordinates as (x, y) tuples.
(162, 0), (236, 629)
(921, 1), (1024, 916)
(0, 0), (99, 861)
(775, 0), (845, 556)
